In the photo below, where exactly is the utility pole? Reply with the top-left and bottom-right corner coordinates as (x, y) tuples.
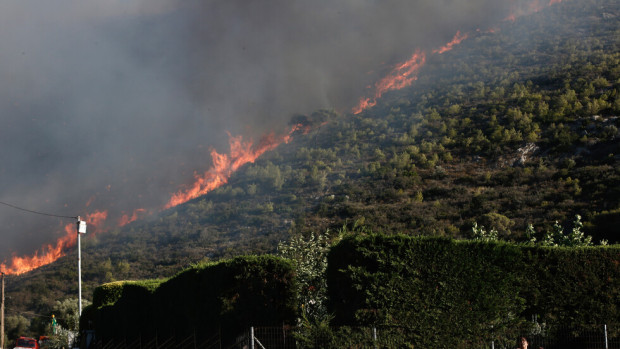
(1, 272), (4, 349)
(77, 217), (87, 317)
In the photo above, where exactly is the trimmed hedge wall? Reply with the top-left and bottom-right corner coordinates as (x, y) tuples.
(521, 246), (620, 326)
(82, 255), (298, 341)
(91, 279), (163, 308)
(83, 235), (618, 346)
(326, 234), (619, 348)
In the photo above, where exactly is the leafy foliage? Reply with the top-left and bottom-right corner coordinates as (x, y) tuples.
(327, 235), (527, 347)
(278, 231), (332, 322)
(471, 222), (499, 241)
(83, 255), (298, 341)
(326, 234), (620, 347)
(540, 215), (593, 247)
(5, 0), (620, 330)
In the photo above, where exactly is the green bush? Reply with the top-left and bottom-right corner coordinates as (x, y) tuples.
(327, 234), (619, 347)
(522, 246), (620, 327)
(83, 256), (298, 341)
(91, 279), (162, 308)
(154, 255), (297, 337)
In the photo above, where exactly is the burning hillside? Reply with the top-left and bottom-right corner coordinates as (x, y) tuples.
(0, 0), (568, 275)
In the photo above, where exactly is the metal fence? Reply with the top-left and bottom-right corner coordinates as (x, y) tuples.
(85, 324), (619, 349)
(489, 324), (619, 349)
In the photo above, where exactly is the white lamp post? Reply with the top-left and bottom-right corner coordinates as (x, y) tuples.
(77, 217), (87, 316)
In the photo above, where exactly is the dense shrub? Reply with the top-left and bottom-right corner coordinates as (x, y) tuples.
(326, 234), (620, 347)
(521, 246), (620, 327)
(83, 237), (618, 346)
(82, 255), (298, 341)
(90, 279), (162, 308)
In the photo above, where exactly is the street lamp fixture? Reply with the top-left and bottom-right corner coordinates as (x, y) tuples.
(77, 217), (87, 317)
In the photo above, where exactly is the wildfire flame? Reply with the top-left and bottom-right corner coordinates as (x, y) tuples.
(164, 126), (303, 210)
(0, 210), (108, 275)
(118, 208), (147, 227)
(433, 31), (469, 54)
(505, 0), (561, 21)
(354, 0), (563, 115)
(1, 0), (567, 276)
(353, 50), (427, 114)
(352, 31), (467, 115)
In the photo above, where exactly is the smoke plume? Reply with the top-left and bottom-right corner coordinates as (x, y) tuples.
(0, 0), (518, 261)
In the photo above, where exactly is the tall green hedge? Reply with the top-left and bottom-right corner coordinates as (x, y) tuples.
(520, 246), (620, 327)
(82, 236), (618, 346)
(82, 255), (298, 341)
(326, 234), (619, 348)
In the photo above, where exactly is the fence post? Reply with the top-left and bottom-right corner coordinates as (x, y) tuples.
(250, 326), (255, 349)
(373, 327), (377, 349)
(604, 324), (608, 349)
(491, 340), (495, 349)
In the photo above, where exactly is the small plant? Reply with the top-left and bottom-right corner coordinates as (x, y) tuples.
(471, 222), (499, 241)
(525, 224), (537, 244)
(541, 215), (593, 247)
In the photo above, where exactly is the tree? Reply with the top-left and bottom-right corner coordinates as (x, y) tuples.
(4, 315), (30, 342)
(479, 213), (514, 237)
(45, 298), (91, 349)
(278, 231), (333, 323)
(51, 298), (82, 331)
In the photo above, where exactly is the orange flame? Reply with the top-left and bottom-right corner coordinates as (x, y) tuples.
(84, 210), (108, 229)
(164, 126), (302, 210)
(0, 210), (108, 275)
(353, 50), (427, 114)
(1, 0), (567, 275)
(354, 0), (564, 115)
(505, 0), (561, 21)
(0, 232), (75, 275)
(283, 123), (312, 143)
(432, 31), (469, 54)
(118, 208), (147, 227)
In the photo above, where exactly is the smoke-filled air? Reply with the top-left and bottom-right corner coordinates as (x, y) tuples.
(0, 0), (561, 274)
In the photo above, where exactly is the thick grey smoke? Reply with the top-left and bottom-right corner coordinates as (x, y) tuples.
(0, 0), (514, 258)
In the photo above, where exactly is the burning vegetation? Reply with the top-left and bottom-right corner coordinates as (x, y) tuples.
(0, 0), (575, 275)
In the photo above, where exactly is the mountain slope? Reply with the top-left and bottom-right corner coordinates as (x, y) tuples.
(4, 0), (619, 330)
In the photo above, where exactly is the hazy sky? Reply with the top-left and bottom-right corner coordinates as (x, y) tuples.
(0, 0), (517, 259)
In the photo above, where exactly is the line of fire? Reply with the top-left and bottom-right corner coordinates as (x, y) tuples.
(0, 0), (564, 276)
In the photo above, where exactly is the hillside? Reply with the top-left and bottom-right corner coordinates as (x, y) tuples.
(3, 0), (619, 335)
